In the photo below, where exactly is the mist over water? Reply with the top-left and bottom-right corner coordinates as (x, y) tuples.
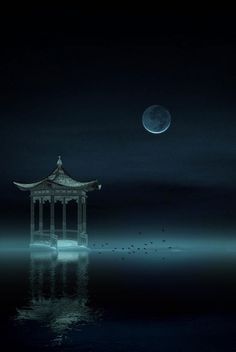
(1, 228), (236, 351)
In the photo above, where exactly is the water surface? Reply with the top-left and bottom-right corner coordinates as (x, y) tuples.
(1, 246), (236, 351)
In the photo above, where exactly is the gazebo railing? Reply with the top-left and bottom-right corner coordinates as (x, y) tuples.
(31, 232), (58, 248)
(32, 229), (83, 246)
(33, 229), (78, 235)
(31, 227), (88, 248)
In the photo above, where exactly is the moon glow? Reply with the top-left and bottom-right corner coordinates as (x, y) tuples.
(142, 105), (171, 134)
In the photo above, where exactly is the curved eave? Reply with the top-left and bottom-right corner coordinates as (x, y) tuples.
(13, 179), (102, 192)
(51, 179), (102, 191)
(13, 180), (45, 191)
(84, 180), (102, 191)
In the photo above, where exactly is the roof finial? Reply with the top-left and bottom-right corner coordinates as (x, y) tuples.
(57, 155), (62, 168)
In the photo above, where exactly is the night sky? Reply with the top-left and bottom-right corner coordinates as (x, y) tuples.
(0, 12), (235, 240)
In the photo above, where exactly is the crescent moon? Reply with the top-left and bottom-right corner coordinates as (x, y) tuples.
(142, 105), (171, 134)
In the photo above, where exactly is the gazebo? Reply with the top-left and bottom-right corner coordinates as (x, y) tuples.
(13, 156), (101, 250)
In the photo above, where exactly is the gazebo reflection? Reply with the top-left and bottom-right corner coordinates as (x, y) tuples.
(16, 251), (97, 344)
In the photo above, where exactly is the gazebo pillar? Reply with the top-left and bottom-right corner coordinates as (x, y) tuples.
(81, 195), (88, 246)
(77, 196), (82, 245)
(30, 195), (35, 243)
(82, 196), (87, 235)
(62, 197), (66, 239)
(50, 196), (55, 240)
(39, 198), (43, 234)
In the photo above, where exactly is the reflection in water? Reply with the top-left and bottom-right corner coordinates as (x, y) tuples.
(16, 251), (98, 345)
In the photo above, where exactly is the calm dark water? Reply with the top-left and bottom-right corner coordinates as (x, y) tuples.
(1, 247), (236, 351)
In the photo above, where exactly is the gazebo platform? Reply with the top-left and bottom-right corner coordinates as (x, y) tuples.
(30, 239), (90, 252)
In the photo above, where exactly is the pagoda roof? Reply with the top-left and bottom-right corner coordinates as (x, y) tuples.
(13, 156), (101, 192)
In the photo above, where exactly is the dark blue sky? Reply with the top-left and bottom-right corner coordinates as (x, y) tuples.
(0, 12), (235, 236)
